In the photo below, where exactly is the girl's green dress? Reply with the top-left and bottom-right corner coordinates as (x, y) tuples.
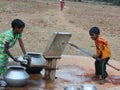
(0, 29), (22, 74)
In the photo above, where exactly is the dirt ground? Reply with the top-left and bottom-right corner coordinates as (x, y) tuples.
(0, 0), (120, 61)
(0, 0), (120, 89)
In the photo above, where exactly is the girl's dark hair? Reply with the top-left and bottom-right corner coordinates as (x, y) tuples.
(11, 19), (25, 29)
(89, 27), (100, 35)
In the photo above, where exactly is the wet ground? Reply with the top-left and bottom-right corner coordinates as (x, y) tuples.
(2, 55), (120, 90)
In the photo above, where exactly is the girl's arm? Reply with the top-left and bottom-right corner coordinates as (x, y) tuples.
(4, 42), (19, 62)
(18, 38), (26, 55)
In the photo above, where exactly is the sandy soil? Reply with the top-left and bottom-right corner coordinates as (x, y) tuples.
(0, 0), (120, 61)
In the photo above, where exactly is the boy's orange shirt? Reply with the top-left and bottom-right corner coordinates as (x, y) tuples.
(95, 36), (111, 60)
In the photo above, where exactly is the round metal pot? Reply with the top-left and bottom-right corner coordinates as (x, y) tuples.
(16, 52), (46, 74)
(81, 84), (97, 90)
(21, 63), (43, 74)
(64, 86), (80, 90)
(3, 65), (29, 87)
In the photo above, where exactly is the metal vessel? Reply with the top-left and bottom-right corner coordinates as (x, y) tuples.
(3, 65), (29, 87)
(18, 52), (46, 74)
(81, 84), (97, 90)
(64, 86), (80, 90)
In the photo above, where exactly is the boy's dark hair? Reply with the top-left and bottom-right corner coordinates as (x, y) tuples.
(89, 27), (100, 35)
(11, 19), (25, 29)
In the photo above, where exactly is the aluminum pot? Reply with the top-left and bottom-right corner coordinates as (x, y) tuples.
(3, 65), (29, 87)
(21, 64), (43, 74)
(16, 52), (46, 74)
(81, 84), (97, 90)
(64, 86), (80, 90)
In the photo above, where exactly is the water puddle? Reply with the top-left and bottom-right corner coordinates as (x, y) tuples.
(56, 65), (91, 84)
(109, 75), (120, 85)
(4, 64), (120, 90)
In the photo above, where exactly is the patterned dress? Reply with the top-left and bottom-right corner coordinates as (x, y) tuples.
(0, 29), (22, 74)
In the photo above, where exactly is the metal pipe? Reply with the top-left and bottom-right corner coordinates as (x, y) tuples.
(68, 41), (120, 71)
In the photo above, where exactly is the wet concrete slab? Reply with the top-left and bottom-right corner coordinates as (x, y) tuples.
(3, 55), (120, 90)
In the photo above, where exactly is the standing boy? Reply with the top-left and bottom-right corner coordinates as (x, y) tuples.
(89, 26), (111, 84)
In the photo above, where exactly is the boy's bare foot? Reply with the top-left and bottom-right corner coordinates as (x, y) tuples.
(99, 79), (105, 84)
(91, 75), (99, 80)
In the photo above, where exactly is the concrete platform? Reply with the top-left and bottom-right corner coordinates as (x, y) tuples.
(2, 55), (120, 90)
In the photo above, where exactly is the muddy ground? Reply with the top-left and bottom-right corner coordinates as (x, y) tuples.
(4, 55), (120, 90)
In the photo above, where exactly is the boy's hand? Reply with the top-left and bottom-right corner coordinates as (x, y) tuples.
(92, 55), (101, 61)
(92, 55), (97, 59)
(96, 58), (102, 61)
